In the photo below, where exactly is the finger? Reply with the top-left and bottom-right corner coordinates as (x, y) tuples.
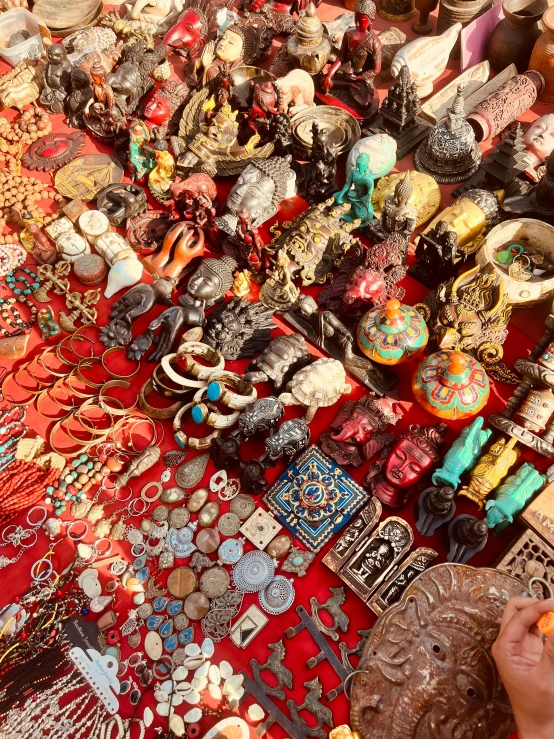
(500, 596), (540, 632)
(541, 631), (554, 667)
(501, 599), (554, 647)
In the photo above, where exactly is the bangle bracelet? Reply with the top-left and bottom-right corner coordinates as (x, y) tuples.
(191, 401), (240, 428)
(65, 370), (100, 400)
(173, 402), (221, 450)
(194, 371), (257, 410)
(70, 324), (104, 359)
(76, 398), (124, 437)
(99, 380), (137, 416)
(57, 333), (94, 367)
(48, 377), (82, 411)
(37, 346), (72, 378)
(161, 353), (207, 389)
(13, 366), (43, 396)
(23, 356), (56, 388)
(175, 342), (225, 379)
(36, 388), (72, 421)
(112, 414), (158, 454)
(152, 363), (197, 398)
(102, 347), (140, 380)
(76, 357), (108, 389)
(138, 378), (184, 420)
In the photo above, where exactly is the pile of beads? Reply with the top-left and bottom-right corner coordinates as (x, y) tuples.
(45, 453), (112, 515)
(6, 268), (39, 296)
(0, 296), (37, 336)
(0, 243), (26, 277)
(0, 406), (28, 474)
(0, 155), (64, 238)
(0, 109), (52, 152)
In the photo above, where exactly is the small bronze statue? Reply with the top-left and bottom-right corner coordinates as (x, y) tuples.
(97, 183), (147, 226)
(409, 220), (466, 289)
(285, 294), (397, 396)
(232, 207), (270, 283)
(67, 68), (93, 128)
(447, 515), (488, 563)
(414, 264), (516, 384)
(366, 172), (417, 245)
(128, 256), (237, 361)
(100, 276), (176, 349)
(168, 173), (218, 234)
(40, 44), (73, 114)
(321, 0), (382, 120)
(84, 61), (126, 144)
(259, 251), (300, 312)
(296, 121), (338, 205)
(203, 297), (275, 360)
(415, 485), (456, 536)
(504, 148), (554, 223)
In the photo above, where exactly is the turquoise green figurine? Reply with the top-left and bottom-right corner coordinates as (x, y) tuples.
(333, 152), (374, 227)
(38, 307), (61, 342)
(128, 119), (155, 182)
(432, 416), (492, 490)
(484, 462), (545, 535)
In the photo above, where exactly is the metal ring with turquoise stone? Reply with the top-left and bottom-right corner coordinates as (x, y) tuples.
(191, 399), (240, 428)
(173, 402), (222, 449)
(193, 371), (257, 410)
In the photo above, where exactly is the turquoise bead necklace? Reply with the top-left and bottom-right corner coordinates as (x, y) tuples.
(5, 267), (39, 296)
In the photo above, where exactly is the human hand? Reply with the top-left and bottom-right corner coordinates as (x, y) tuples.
(491, 596), (554, 739)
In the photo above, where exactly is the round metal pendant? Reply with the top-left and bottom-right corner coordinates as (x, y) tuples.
(167, 527), (196, 558)
(167, 567), (197, 599)
(230, 494), (256, 520)
(174, 613), (190, 631)
(168, 506), (190, 529)
(137, 603), (154, 620)
(218, 512), (241, 537)
(152, 505), (169, 523)
(232, 551), (276, 593)
(200, 566), (230, 599)
(259, 575), (295, 615)
(218, 538), (244, 565)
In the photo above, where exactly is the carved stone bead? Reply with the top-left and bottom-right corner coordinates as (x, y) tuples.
(187, 488), (209, 512)
(198, 502), (219, 527)
(266, 535), (293, 559)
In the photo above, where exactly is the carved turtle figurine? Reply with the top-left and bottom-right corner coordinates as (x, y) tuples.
(279, 357), (352, 423)
(245, 333), (313, 390)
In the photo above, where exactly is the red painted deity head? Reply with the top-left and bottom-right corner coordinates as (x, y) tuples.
(354, 0), (376, 30)
(164, 8), (205, 51)
(144, 93), (171, 126)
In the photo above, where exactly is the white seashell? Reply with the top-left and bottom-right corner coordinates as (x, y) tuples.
(248, 704), (265, 721)
(194, 661), (210, 679)
(156, 702), (171, 717)
(173, 667), (188, 681)
(154, 690), (169, 703)
(192, 676), (208, 691)
(161, 680), (174, 694)
(143, 707), (154, 727)
(219, 660), (233, 680)
(176, 681), (192, 694)
(104, 256), (143, 299)
(208, 683), (222, 700)
(226, 686), (245, 705)
(171, 694), (184, 707)
(223, 674), (244, 695)
(185, 643), (201, 657)
(183, 656), (205, 670)
(184, 708), (203, 723)
(201, 637), (215, 658)
(184, 690), (201, 704)
(170, 714), (185, 737)
(202, 718), (249, 739)
(208, 665), (220, 685)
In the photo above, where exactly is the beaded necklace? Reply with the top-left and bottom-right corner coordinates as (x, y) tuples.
(6, 267), (39, 296)
(0, 295), (37, 336)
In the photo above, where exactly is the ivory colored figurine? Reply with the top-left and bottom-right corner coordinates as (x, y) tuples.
(391, 23), (462, 98)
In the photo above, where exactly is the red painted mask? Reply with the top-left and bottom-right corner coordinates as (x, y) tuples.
(164, 9), (204, 51)
(144, 95), (171, 126)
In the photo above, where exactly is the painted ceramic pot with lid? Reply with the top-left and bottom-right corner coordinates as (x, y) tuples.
(357, 298), (429, 365)
(412, 350), (490, 420)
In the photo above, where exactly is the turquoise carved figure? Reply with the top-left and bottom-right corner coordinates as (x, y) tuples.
(485, 462), (545, 535)
(333, 152), (374, 227)
(432, 416), (492, 490)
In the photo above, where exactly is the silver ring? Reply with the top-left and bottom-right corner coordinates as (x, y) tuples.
(67, 520), (89, 541)
(26, 505), (47, 527)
